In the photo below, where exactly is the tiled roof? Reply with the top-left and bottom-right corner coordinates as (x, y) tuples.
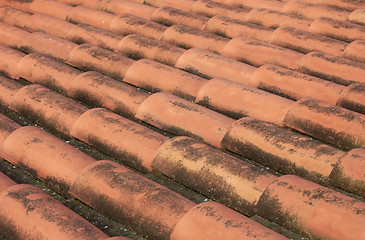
(0, 0), (364, 239)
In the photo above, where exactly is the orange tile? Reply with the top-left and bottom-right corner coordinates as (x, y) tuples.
(0, 45), (25, 79)
(103, 0), (156, 18)
(68, 44), (134, 80)
(282, 0), (350, 21)
(196, 78), (295, 125)
(222, 117), (345, 184)
(296, 51), (365, 85)
(68, 5), (115, 29)
(0, 22), (31, 49)
(348, 9), (365, 25)
(330, 148), (365, 197)
(69, 71), (149, 119)
(0, 6), (32, 29)
(123, 59), (207, 101)
(270, 27), (348, 56)
(253, 64), (346, 105)
(161, 25), (230, 53)
(30, 0), (73, 20)
(67, 23), (123, 51)
(143, 0), (195, 11)
(22, 32), (78, 62)
(70, 108), (168, 171)
(310, 17), (365, 42)
(0, 114), (20, 148)
(0, 0), (31, 12)
(11, 84), (88, 137)
(135, 92), (235, 148)
(228, 0), (285, 11)
(344, 40), (365, 63)
(109, 14), (167, 40)
(175, 48), (257, 86)
(1, 126), (95, 194)
(256, 175), (365, 239)
(246, 8), (311, 31)
(204, 15), (273, 42)
(29, 13), (75, 38)
(222, 37), (304, 69)
(318, 0), (365, 11)
(337, 83), (365, 114)
(17, 53), (81, 93)
(152, 136), (278, 215)
(283, 98), (365, 150)
(171, 201), (288, 240)
(190, 0), (250, 21)
(151, 7), (209, 30)
(0, 76), (23, 108)
(0, 171), (16, 194)
(69, 160), (196, 239)
(0, 184), (109, 240)
(117, 34), (185, 66)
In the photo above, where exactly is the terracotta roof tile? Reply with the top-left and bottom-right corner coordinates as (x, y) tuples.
(0, 0), (364, 239)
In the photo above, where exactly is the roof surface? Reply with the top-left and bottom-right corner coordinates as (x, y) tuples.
(0, 0), (364, 239)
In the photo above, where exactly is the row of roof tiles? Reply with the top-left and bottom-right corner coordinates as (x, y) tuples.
(0, 0), (364, 239)
(0, 19), (364, 191)
(0, 7), (364, 150)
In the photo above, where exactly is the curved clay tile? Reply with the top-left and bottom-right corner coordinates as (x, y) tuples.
(70, 71), (149, 119)
(190, 0), (250, 21)
(102, 0), (157, 18)
(318, 0), (365, 11)
(256, 175), (365, 240)
(245, 8), (311, 31)
(151, 6), (210, 30)
(195, 78), (295, 124)
(282, 0), (351, 21)
(270, 26), (348, 56)
(252, 64), (346, 105)
(221, 117), (346, 184)
(337, 83), (365, 114)
(348, 9), (365, 25)
(0, 75), (23, 108)
(1, 126), (95, 195)
(0, 45), (25, 79)
(11, 84), (88, 138)
(67, 23), (123, 51)
(296, 51), (365, 85)
(109, 14), (167, 39)
(0, 171), (16, 194)
(330, 148), (365, 197)
(0, 21), (30, 49)
(30, 0), (73, 20)
(171, 201), (288, 240)
(204, 15), (273, 42)
(143, 0), (194, 11)
(152, 136), (278, 215)
(70, 108), (168, 171)
(283, 97), (365, 150)
(30, 13), (75, 38)
(69, 160), (196, 240)
(22, 31), (78, 62)
(344, 40), (365, 63)
(222, 37), (304, 69)
(0, 184), (111, 240)
(68, 5), (115, 29)
(0, 6), (32, 29)
(0, 114), (20, 148)
(160, 24), (230, 53)
(68, 44), (134, 80)
(123, 58), (207, 101)
(175, 48), (257, 86)
(310, 17), (365, 42)
(117, 34), (185, 66)
(17, 52), (81, 93)
(135, 92), (235, 148)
